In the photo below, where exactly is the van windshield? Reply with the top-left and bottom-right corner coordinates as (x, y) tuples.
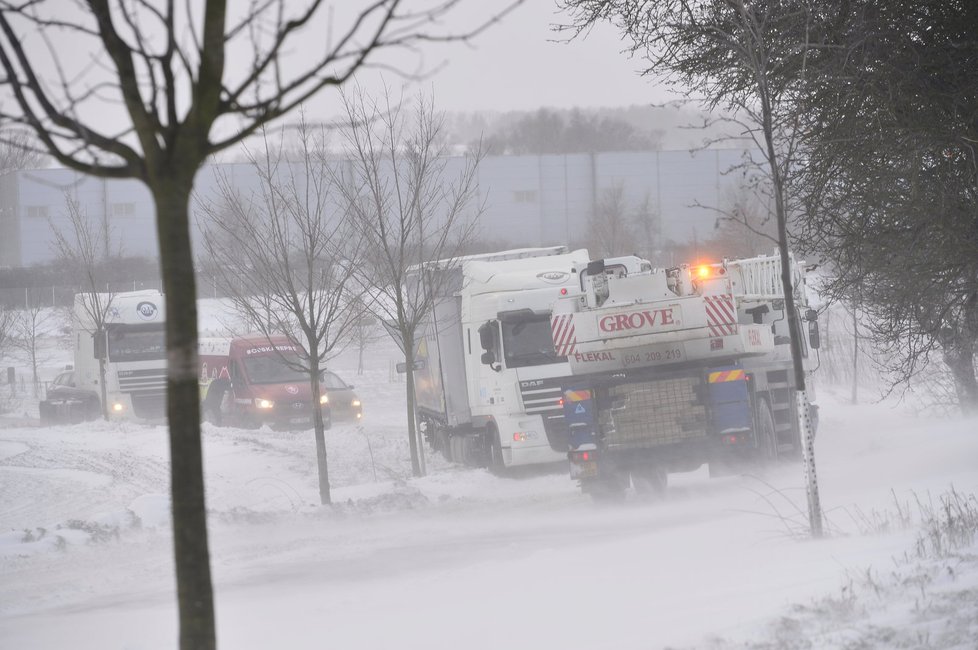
(501, 315), (563, 368)
(243, 352), (308, 384)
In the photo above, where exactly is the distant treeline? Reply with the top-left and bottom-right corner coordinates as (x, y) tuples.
(445, 104), (748, 154)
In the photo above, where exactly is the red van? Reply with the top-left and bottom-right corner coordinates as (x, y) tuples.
(199, 335), (331, 430)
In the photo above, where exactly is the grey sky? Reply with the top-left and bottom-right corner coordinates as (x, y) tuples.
(323, 1), (671, 114)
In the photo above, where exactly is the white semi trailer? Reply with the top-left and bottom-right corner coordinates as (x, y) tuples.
(70, 290), (167, 420)
(407, 246), (646, 471)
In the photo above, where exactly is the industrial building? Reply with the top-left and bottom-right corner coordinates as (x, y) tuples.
(0, 147), (751, 269)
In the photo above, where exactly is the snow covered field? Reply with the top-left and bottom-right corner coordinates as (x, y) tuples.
(1, 306), (977, 649)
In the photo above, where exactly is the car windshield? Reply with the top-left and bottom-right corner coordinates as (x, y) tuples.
(243, 352), (308, 384)
(501, 315), (563, 368)
(106, 326), (166, 362)
(321, 372), (347, 389)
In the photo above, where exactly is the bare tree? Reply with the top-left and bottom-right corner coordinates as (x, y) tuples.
(632, 190), (661, 260)
(11, 304), (55, 398)
(587, 181), (637, 257)
(0, 127), (46, 174)
(51, 195), (118, 419)
(0, 4), (520, 647)
(348, 296), (382, 376)
(713, 181), (779, 259)
(200, 117), (365, 506)
(0, 304), (14, 360)
(336, 88), (483, 477)
(793, 0), (978, 415)
(559, 0), (824, 536)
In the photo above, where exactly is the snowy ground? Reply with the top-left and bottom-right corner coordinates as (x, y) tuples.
(1, 304), (977, 649)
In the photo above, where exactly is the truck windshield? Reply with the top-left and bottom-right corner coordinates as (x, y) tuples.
(243, 352), (308, 384)
(106, 326), (166, 362)
(501, 315), (563, 368)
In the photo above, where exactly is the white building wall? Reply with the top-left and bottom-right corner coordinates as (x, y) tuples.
(0, 147), (754, 268)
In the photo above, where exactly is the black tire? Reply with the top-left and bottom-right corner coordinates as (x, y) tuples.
(587, 474), (627, 502)
(39, 401), (54, 425)
(631, 465), (668, 497)
(84, 397), (101, 422)
(448, 435), (464, 464)
(755, 399), (778, 465)
(434, 425), (453, 462)
(486, 425), (506, 475)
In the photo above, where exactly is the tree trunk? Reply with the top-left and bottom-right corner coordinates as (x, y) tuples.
(308, 350), (331, 505)
(761, 92), (822, 538)
(98, 354), (109, 420)
(153, 180), (215, 650)
(403, 340), (423, 476)
(851, 302), (859, 405)
(944, 340), (978, 416)
(30, 349), (39, 399)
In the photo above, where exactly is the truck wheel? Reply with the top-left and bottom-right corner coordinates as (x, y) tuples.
(39, 401), (54, 425)
(631, 466), (668, 497)
(587, 474), (627, 502)
(434, 426), (452, 462)
(448, 435), (464, 464)
(756, 399), (778, 464)
(486, 425), (506, 475)
(84, 397), (101, 422)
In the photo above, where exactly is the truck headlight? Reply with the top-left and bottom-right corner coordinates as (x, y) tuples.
(112, 402), (125, 413)
(255, 398), (274, 409)
(351, 399), (361, 407)
(319, 394), (329, 405)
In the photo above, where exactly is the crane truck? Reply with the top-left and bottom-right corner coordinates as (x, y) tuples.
(551, 253), (821, 497)
(406, 246), (647, 471)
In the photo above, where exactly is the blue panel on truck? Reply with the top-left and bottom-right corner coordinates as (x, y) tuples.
(707, 365), (752, 433)
(561, 387), (596, 448)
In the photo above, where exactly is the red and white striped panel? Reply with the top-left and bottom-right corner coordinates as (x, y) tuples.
(704, 294), (737, 337)
(551, 313), (577, 357)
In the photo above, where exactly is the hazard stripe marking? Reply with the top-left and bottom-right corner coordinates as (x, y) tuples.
(551, 313), (577, 357)
(564, 389), (592, 402)
(708, 369), (746, 383)
(705, 294), (737, 337)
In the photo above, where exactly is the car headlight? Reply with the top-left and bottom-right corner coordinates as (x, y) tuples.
(351, 399), (361, 407)
(319, 394), (329, 405)
(255, 398), (274, 409)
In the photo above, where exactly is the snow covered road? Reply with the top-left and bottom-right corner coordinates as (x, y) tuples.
(2, 350), (977, 649)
